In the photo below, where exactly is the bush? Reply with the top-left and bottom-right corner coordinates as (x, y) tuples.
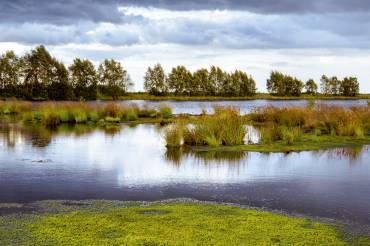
(105, 117), (120, 123)
(73, 109), (88, 123)
(158, 105), (173, 119)
(125, 109), (138, 121)
(41, 111), (60, 127)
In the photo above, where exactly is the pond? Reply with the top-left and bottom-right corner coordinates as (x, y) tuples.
(1, 121), (370, 225)
(90, 99), (369, 114)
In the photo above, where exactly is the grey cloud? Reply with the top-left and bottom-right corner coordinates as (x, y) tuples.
(2, 0), (370, 25)
(2, 11), (370, 49)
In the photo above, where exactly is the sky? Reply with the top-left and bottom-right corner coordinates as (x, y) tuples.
(1, 0), (370, 92)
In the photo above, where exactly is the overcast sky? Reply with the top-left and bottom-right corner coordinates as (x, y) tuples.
(1, 0), (370, 92)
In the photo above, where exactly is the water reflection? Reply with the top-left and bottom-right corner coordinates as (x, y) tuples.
(1, 120), (370, 224)
(165, 147), (247, 166)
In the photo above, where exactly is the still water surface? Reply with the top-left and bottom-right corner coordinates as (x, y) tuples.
(95, 99), (368, 114)
(1, 122), (370, 224)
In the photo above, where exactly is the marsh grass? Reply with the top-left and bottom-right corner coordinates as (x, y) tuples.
(0, 100), (32, 115)
(1, 101), (173, 127)
(157, 105), (173, 119)
(167, 107), (247, 147)
(250, 105), (370, 139)
(165, 124), (183, 147)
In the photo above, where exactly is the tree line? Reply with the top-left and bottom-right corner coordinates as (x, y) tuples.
(144, 64), (256, 96)
(0, 46), (362, 100)
(0, 46), (132, 100)
(266, 71), (360, 97)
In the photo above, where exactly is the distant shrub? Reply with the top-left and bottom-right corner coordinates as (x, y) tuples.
(158, 105), (172, 119)
(105, 117), (120, 123)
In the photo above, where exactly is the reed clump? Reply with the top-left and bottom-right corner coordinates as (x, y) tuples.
(165, 124), (183, 147)
(250, 105), (370, 139)
(0, 100), (32, 115)
(158, 105), (173, 119)
(165, 107), (247, 148)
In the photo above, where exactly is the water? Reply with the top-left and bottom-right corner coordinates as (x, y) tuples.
(105, 99), (368, 114)
(1, 122), (370, 225)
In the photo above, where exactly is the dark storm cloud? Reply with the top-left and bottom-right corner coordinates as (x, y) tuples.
(1, 0), (370, 24)
(1, 0), (370, 49)
(123, 0), (370, 13)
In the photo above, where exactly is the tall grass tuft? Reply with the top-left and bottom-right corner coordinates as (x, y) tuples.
(182, 107), (246, 147)
(158, 105), (173, 119)
(250, 105), (369, 138)
(0, 100), (32, 114)
(165, 124), (183, 147)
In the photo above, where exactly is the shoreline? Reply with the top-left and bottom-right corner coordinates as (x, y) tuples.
(2, 93), (370, 102)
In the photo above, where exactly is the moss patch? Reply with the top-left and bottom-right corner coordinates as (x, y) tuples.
(0, 201), (362, 245)
(189, 135), (370, 153)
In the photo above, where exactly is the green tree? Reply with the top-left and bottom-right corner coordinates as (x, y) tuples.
(144, 63), (167, 96)
(21, 45), (58, 99)
(305, 79), (318, 95)
(209, 66), (226, 96)
(167, 66), (193, 95)
(320, 75), (340, 95)
(230, 70), (256, 96)
(0, 51), (20, 97)
(193, 68), (210, 96)
(69, 58), (98, 100)
(48, 61), (72, 100)
(340, 77), (359, 96)
(98, 59), (132, 99)
(267, 71), (303, 96)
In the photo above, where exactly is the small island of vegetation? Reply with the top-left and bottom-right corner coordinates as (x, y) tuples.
(165, 104), (370, 153)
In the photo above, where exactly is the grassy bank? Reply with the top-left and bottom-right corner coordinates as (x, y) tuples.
(115, 93), (370, 101)
(189, 135), (370, 153)
(0, 101), (173, 127)
(0, 200), (368, 245)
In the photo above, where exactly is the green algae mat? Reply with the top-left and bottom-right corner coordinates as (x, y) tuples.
(0, 201), (369, 245)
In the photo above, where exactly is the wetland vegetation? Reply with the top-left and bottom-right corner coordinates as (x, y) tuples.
(0, 200), (368, 245)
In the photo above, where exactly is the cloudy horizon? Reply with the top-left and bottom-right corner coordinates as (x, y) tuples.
(1, 0), (370, 92)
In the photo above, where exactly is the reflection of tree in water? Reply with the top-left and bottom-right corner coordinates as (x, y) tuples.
(165, 147), (182, 166)
(165, 147), (247, 166)
(102, 124), (122, 136)
(314, 146), (367, 165)
(0, 121), (123, 148)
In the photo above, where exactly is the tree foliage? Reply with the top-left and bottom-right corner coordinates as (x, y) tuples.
(0, 46), (132, 100)
(98, 59), (132, 99)
(267, 71), (304, 96)
(305, 79), (318, 95)
(144, 63), (167, 96)
(320, 75), (359, 96)
(144, 64), (256, 97)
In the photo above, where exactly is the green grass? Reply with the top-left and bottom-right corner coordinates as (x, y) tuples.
(182, 107), (246, 147)
(0, 201), (360, 245)
(189, 134), (370, 153)
(0, 101), (175, 127)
